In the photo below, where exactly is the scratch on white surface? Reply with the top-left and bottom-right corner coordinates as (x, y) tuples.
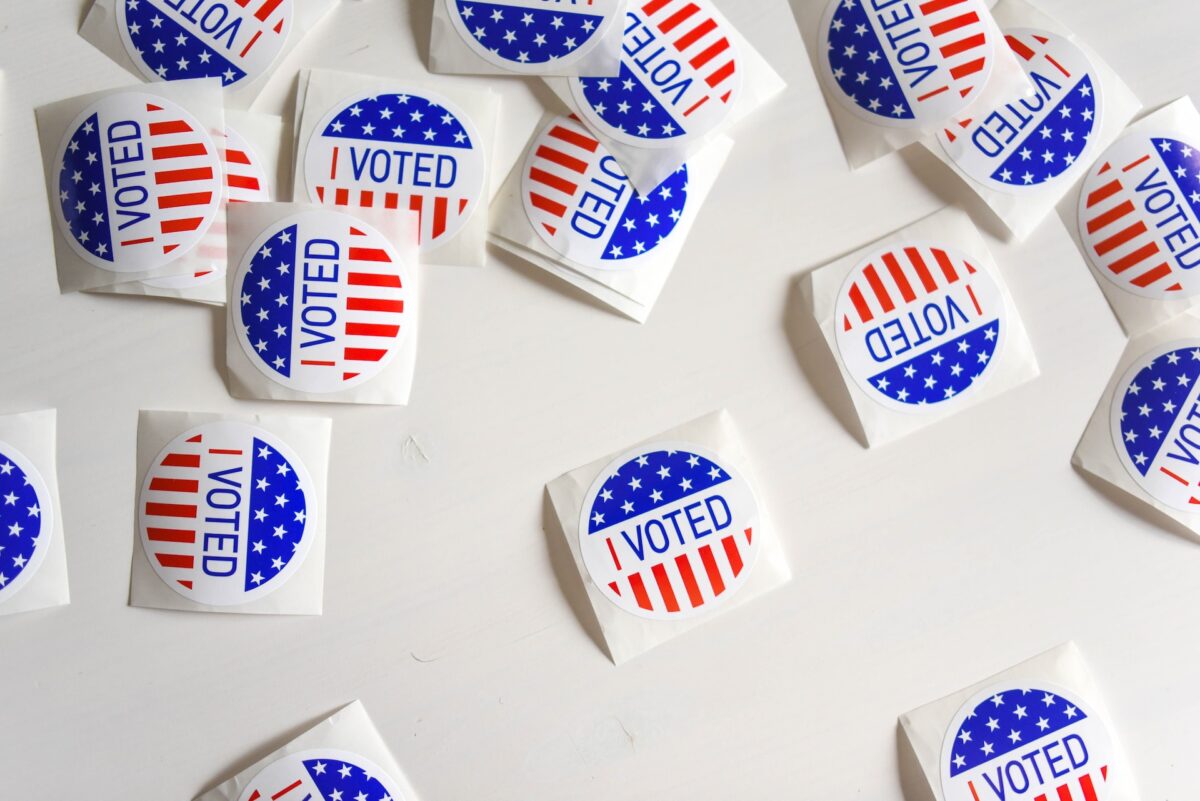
(401, 435), (431, 465)
(409, 650), (443, 664)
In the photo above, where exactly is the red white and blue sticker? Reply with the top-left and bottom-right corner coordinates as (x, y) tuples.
(579, 442), (760, 621)
(835, 242), (1006, 411)
(940, 682), (1113, 801)
(55, 91), (223, 273)
(1078, 133), (1200, 298)
(523, 115), (688, 269)
(445, 0), (622, 73)
(940, 29), (1101, 191)
(304, 91), (485, 250)
(819, 0), (997, 128)
(234, 210), (411, 394)
(116, 0), (293, 88)
(138, 420), (316, 606)
(569, 0), (742, 148)
(239, 749), (409, 801)
(0, 442), (54, 605)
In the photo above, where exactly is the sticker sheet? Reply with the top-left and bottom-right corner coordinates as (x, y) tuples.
(194, 700), (423, 801)
(78, 0), (339, 108)
(429, 0), (629, 78)
(900, 643), (1139, 801)
(546, 409), (791, 664)
(1066, 97), (1200, 336)
(129, 410), (331, 615)
(225, 202), (421, 405)
(543, 0), (786, 194)
(0, 410), (69, 618)
(922, 0), (1141, 240)
(801, 207), (1039, 447)
(35, 79), (228, 293)
(489, 113), (732, 322)
(292, 68), (500, 268)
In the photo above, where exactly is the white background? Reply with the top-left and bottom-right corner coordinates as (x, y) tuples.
(1, 1), (1198, 799)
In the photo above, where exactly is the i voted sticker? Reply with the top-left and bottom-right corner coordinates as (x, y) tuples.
(55, 91), (223, 273)
(579, 442), (760, 621)
(116, 0), (293, 87)
(239, 750), (408, 801)
(234, 210), (411, 394)
(820, 0), (997, 128)
(523, 116), (688, 269)
(445, 0), (622, 73)
(0, 442), (54, 605)
(941, 683), (1113, 801)
(835, 242), (1006, 410)
(138, 420), (316, 606)
(1079, 133), (1200, 298)
(305, 91), (485, 249)
(570, 0), (742, 148)
(940, 29), (1101, 191)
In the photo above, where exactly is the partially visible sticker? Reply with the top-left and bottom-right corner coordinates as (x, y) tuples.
(304, 91), (485, 249)
(939, 28), (1102, 191)
(116, 0), (293, 88)
(239, 749), (409, 801)
(819, 0), (997, 128)
(444, 0), (622, 73)
(522, 115), (689, 269)
(1078, 133), (1200, 298)
(570, 0), (743, 148)
(138, 420), (316, 606)
(940, 682), (1113, 801)
(234, 210), (411, 393)
(579, 442), (761, 621)
(55, 91), (223, 272)
(0, 441), (54, 605)
(834, 242), (1006, 411)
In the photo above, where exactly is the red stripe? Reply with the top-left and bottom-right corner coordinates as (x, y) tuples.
(433, 197), (448, 239)
(1086, 179), (1123, 208)
(256, 0), (283, 21)
(950, 58), (986, 80)
(347, 271), (401, 287)
(658, 3), (699, 33)
(642, 0), (671, 13)
(652, 563), (680, 613)
(145, 502), (197, 518)
(706, 60), (736, 89)
(347, 298), (404, 313)
(881, 251), (916, 303)
(628, 572), (653, 610)
(146, 528), (195, 543)
(149, 120), (192, 136)
(208, 449), (242, 455)
(161, 217), (203, 234)
(699, 544), (725, 595)
(943, 32), (987, 58)
(1004, 33), (1035, 61)
(675, 18), (716, 50)
(1107, 242), (1160, 274)
(1161, 466), (1189, 485)
(161, 453), (200, 468)
(1123, 155), (1151, 172)
(1056, 784), (1073, 801)
(1087, 200), (1135, 234)
(301, 360), (335, 366)
(848, 283), (873, 323)
(348, 247), (393, 263)
(1045, 54), (1071, 78)
(227, 174), (262, 191)
(530, 193), (568, 218)
(158, 192), (212, 209)
(862, 264), (894, 313)
(149, 477), (198, 493)
(239, 29), (263, 58)
(1130, 262), (1172, 287)
(1079, 774), (1099, 801)
(929, 11), (979, 37)
(335, 188), (349, 206)
(966, 285), (982, 316)
(548, 125), (600, 153)
(151, 143), (208, 160)
(155, 166), (214, 185)
(722, 535), (743, 577)
(156, 553), (194, 569)
(344, 321), (399, 335)
(329, 145), (339, 180)
(360, 191), (375, 207)
(675, 554), (704, 608)
(529, 167), (578, 196)
(1094, 221), (1148, 256)
(690, 37), (729, 70)
(905, 248), (938, 292)
(918, 0), (966, 12)
(121, 236), (154, 246)
(385, 192), (399, 210)
(917, 85), (949, 102)
(606, 538), (622, 570)
(226, 149), (252, 165)
(344, 348), (388, 362)
(932, 248), (960, 282)
(536, 145), (588, 174)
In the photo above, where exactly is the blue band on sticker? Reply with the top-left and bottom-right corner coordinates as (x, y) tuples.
(949, 688), (1086, 776)
(452, 0), (606, 65)
(239, 750), (408, 801)
(0, 447), (48, 600)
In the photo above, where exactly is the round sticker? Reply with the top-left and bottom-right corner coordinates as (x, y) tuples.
(579, 442), (760, 621)
(116, 0), (293, 88)
(239, 750), (409, 801)
(1078, 133), (1200, 298)
(522, 116), (689, 269)
(939, 28), (1102, 191)
(941, 682), (1113, 801)
(234, 210), (411, 394)
(138, 420), (316, 606)
(569, 0), (743, 148)
(55, 91), (223, 273)
(1109, 340), (1200, 511)
(0, 442), (54, 605)
(834, 242), (1006, 411)
(818, 0), (997, 128)
(304, 91), (485, 250)
(444, 0), (622, 73)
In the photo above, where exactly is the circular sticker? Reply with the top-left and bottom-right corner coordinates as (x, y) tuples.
(116, 0), (293, 88)
(138, 421), (316, 606)
(569, 0), (743, 148)
(0, 442), (54, 605)
(941, 682), (1113, 801)
(939, 28), (1101, 191)
(234, 210), (411, 394)
(522, 116), (689, 270)
(1078, 133), (1200, 298)
(818, 0), (997, 128)
(834, 242), (1006, 411)
(579, 442), (760, 621)
(55, 91), (223, 273)
(304, 91), (485, 250)
(239, 749), (409, 801)
(444, 0), (622, 73)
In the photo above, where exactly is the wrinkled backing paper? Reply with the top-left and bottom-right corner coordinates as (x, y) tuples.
(546, 409), (792, 665)
(900, 642), (1139, 801)
(129, 409), (331, 615)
